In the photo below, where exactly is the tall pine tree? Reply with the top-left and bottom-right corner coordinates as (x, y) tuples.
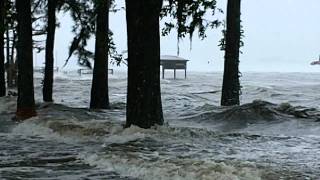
(16, 0), (36, 119)
(125, 0), (164, 128)
(90, 0), (110, 109)
(0, 0), (5, 97)
(221, 0), (241, 106)
(43, 0), (57, 102)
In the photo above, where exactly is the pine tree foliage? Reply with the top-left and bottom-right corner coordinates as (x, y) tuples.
(59, 0), (122, 68)
(161, 0), (222, 52)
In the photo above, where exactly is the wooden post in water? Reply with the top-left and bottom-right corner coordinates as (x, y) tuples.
(162, 66), (164, 79)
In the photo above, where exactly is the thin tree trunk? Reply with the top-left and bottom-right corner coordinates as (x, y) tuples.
(16, 0), (36, 119)
(5, 1), (15, 88)
(6, 24), (12, 87)
(125, 0), (164, 128)
(43, 0), (56, 102)
(0, 0), (5, 97)
(9, 31), (16, 87)
(221, 0), (241, 106)
(90, 0), (110, 109)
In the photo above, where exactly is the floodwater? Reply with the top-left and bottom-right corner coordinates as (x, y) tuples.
(1, 71), (320, 180)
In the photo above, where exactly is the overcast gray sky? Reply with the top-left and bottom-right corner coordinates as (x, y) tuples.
(34, 0), (320, 72)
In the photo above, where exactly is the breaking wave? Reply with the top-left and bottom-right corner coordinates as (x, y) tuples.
(182, 100), (320, 123)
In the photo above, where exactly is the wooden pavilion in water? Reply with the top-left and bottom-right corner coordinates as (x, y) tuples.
(160, 55), (189, 79)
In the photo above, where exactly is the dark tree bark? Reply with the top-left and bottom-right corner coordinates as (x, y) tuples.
(16, 0), (36, 119)
(0, 0), (6, 97)
(90, 0), (110, 109)
(43, 0), (56, 102)
(221, 0), (241, 106)
(125, 0), (164, 128)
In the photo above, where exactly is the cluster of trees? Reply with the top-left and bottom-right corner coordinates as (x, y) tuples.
(0, 0), (242, 129)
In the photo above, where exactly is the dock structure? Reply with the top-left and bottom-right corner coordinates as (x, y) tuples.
(77, 68), (114, 75)
(160, 55), (189, 79)
(34, 66), (59, 73)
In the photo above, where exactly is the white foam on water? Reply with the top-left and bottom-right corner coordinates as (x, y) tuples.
(79, 125), (264, 180)
(102, 125), (212, 147)
(10, 117), (87, 143)
(79, 153), (261, 180)
(11, 117), (53, 136)
(103, 125), (148, 145)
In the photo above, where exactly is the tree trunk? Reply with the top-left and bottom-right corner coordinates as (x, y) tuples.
(43, 0), (56, 102)
(221, 0), (241, 106)
(125, 0), (164, 128)
(90, 0), (110, 109)
(16, 0), (36, 119)
(9, 31), (16, 87)
(0, 0), (6, 97)
(6, 29), (11, 87)
(6, 25), (12, 87)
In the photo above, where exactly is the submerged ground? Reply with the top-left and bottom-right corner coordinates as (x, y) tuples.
(1, 71), (320, 179)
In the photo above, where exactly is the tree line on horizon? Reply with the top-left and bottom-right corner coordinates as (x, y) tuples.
(0, 0), (242, 129)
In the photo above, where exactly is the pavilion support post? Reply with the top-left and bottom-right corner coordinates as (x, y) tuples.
(162, 66), (165, 79)
(174, 69), (176, 79)
(185, 68), (187, 79)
